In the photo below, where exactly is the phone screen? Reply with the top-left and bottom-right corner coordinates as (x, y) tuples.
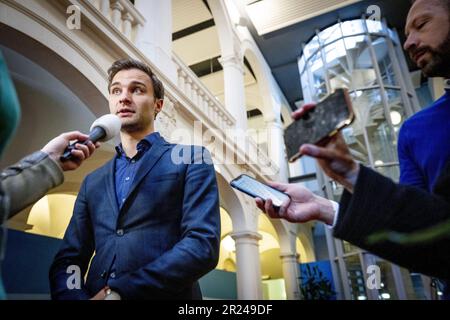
(284, 88), (354, 162)
(230, 174), (290, 207)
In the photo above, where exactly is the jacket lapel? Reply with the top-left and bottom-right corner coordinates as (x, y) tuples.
(104, 158), (120, 219)
(120, 138), (171, 213)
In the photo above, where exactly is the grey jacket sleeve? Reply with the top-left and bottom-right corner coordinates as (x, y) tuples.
(1, 151), (64, 218)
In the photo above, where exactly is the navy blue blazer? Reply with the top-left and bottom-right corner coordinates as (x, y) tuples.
(49, 134), (221, 300)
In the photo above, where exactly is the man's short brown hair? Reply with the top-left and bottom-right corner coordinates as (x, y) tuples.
(108, 58), (165, 100)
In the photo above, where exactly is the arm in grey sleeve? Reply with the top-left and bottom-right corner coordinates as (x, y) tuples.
(1, 151), (64, 218)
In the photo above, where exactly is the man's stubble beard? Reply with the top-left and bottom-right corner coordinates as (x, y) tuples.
(120, 117), (152, 134)
(421, 29), (450, 78)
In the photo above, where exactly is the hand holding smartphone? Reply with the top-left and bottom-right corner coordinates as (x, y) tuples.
(284, 88), (355, 162)
(230, 174), (290, 209)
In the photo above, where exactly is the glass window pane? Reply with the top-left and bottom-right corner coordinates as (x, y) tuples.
(386, 89), (406, 130)
(372, 89), (404, 180)
(323, 40), (351, 91)
(344, 255), (367, 300)
(409, 273), (430, 300)
(344, 36), (379, 88)
(324, 40), (347, 65)
(303, 35), (320, 60)
(371, 36), (399, 87)
(343, 35), (366, 51)
(298, 55), (306, 75)
(301, 74), (313, 103)
(320, 23), (342, 45)
(309, 52), (327, 101)
(389, 29), (399, 45)
(345, 89), (399, 171)
(365, 91), (398, 164)
(342, 241), (360, 254)
(341, 20), (365, 37)
(366, 19), (383, 33)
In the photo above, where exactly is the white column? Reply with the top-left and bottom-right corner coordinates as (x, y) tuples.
(100, 0), (110, 17)
(134, 0), (177, 82)
(110, 0), (123, 29)
(219, 54), (247, 131)
(205, 97), (212, 118)
(185, 78), (193, 101)
(198, 92), (206, 113)
(123, 13), (134, 39)
(231, 231), (263, 300)
(212, 105), (220, 126)
(191, 84), (199, 107)
(280, 253), (302, 300)
(265, 117), (289, 182)
(177, 69), (186, 93)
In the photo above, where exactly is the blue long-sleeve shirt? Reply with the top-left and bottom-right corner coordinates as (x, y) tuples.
(398, 89), (450, 192)
(398, 88), (450, 298)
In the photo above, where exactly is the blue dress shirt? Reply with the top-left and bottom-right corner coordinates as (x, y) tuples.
(114, 132), (161, 209)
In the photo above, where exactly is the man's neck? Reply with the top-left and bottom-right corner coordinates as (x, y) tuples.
(120, 129), (154, 158)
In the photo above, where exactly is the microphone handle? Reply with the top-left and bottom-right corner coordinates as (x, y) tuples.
(60, 127), (106, 162)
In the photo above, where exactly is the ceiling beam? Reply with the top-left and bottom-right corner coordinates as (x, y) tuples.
(172, 19), (215, 41)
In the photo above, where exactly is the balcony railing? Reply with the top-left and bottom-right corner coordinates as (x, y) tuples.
(173, 55), (275, 175)
(86, 0), (277, 176)
(89, 0), (145, 42)
(83, 0), (278, 176)
(172, 54), (236, 130)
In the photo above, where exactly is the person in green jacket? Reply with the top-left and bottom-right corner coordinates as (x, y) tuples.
(0, 51), (99, 299)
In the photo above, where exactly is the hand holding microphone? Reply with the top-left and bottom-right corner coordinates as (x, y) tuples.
(42, 114), (121, 171)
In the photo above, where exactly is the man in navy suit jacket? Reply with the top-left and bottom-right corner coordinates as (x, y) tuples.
(49, 59), (221, 300)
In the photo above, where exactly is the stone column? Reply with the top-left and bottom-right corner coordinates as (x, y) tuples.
(122, 13), (134, 39)
(219, 54), (247, 131)
(100, 0), (110, 16)
(280, 253), (302, 300)
(265, 116), (289, 181)
(111, 0), (123, 29)
(231, 231), (263, 299)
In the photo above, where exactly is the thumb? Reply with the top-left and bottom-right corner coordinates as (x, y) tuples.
(267, 181), (290, 192)
(300, 144), (337, 161)
(60, 131), (89, 142)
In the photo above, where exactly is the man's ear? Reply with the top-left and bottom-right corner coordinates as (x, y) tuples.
(156, 99), (164, 113)
(154, 99), (164, 119)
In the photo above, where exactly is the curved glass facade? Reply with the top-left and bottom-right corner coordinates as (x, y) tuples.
(299, 19), (419, 182)
(301, 19), (427, 300)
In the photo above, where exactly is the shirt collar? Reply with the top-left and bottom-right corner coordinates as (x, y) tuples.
(444, 79), (450, 93)
(115, 132), (161, 158)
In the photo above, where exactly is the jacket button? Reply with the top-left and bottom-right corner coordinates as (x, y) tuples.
(116, 229), (124, 236)
(100, 270), (107, 279)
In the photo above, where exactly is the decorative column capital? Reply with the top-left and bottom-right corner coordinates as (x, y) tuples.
(279, 252), (300, 262)
(111, 0), (124, 11)
(231, 231), (262, 242)
(123, 12), (134, 23)
(219, 54), (244, 73)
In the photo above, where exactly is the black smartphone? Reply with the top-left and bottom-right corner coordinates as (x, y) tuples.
(230, 174), (290, 208)
(284, 88), (355, 162)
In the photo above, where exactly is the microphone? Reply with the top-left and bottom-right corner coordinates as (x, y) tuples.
(60, 114), (122, 162)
